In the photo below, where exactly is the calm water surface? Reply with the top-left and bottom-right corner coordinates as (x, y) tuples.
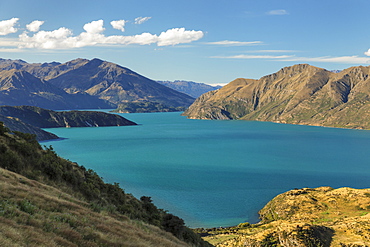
(43, 112), (370, 228)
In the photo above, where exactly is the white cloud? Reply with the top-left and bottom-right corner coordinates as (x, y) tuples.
(111, 20), (126, 32)
(266, 9), (289, 15)
(364, 49), (370, 56)
(0, 18), (19, 35)
(212, 54), (293, 59)
(247, 49), (296, 53)
(157, 28), (204, 46)
(207, 40), (262, 46)
(134, 17), (151, 25)
(19, 27), (74, 49)
(83, 20), (105, 34)
(212, 53), (370, 64)
(283, 56), (370, 64)
(26, 20), (44, 32)
(16, 19), (204, 49)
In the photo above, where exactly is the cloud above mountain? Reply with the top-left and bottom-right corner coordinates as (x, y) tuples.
(110, 20), (126, 32)
(134, 17), (152, 25)
(212, 54), (370, 64)
(266, 9), (289, 15)
(207, 40), (262, 46)
(26, 20), (44, 32)
(0, 17), (204, 49)
(0, 18), (19, 35)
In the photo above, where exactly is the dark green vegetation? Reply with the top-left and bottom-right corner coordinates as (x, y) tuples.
(112, 101), (186, 113)
(183, 64), (370, 129)
(0, 105), (136, 141)
(0, 58), (195, 112)
(199, 187), (370, 246)
(157, 80), (222, 98)
(0, 122), (212, 246)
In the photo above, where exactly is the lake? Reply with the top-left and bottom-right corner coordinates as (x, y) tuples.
(43, 111), (370, 228)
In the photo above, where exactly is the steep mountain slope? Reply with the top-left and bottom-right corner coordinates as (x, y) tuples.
(0, 69), (112, 110)
(157, 80), (222, 98)
(201, 187), (370, 246)
(0, 105), (136, 128)
(0, 125), (212, 247)
(183, 64), (370, 129)
(45, 58), (195, 107)
(0, 58), (195, 111)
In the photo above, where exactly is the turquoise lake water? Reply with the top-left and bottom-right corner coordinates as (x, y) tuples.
(43, 111), (370, 228)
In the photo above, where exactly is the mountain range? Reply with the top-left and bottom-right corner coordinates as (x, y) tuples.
(0, 58), (195, 111)
(183, 64), (370, 129)
(157, 80), (222, 98)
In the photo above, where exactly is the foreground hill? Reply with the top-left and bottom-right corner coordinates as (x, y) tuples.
(0, 69), (112, 110)
(157, 80), (222, 98)
(0, 58), (195, 111)
(183, 64), (370, 129)
(200, 187), (370, 246)
(0, 123), (212, 247)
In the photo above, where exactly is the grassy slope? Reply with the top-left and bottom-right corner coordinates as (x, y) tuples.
(198, 187), (370, 247)
(0, 123), (212, 247)
(0, 168), (188, 247)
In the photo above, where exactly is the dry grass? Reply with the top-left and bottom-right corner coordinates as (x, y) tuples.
(0, 167), (189, 247)
(201, 187), (370, 247)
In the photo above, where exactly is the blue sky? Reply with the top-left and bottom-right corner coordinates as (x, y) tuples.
(0, 0), (370, 85)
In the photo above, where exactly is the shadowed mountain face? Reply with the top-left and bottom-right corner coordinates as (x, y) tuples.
(0, 105), (137, 141)
(0, 58), (195, 110)
(0, 105), (137, 128)
(183, 64), (370, 129)
(0, 68), (113, 110)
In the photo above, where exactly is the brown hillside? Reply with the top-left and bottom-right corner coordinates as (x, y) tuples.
(201, 187), (370, 247)
(183, 64), (370, 129)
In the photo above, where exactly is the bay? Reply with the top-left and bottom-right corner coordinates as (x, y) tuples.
(43, 111), (370, 228)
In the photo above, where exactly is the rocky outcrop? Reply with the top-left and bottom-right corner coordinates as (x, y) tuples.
(201, 187), (370, 246)
(183, 64), (370, 129)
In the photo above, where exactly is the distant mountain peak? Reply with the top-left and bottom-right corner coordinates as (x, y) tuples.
(157, 80), (221, 98)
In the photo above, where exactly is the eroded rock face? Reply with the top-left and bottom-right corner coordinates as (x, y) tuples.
(183, 64), (370, 129)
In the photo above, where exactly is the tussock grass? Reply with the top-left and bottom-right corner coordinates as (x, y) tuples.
(0, 167), (189, 247)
